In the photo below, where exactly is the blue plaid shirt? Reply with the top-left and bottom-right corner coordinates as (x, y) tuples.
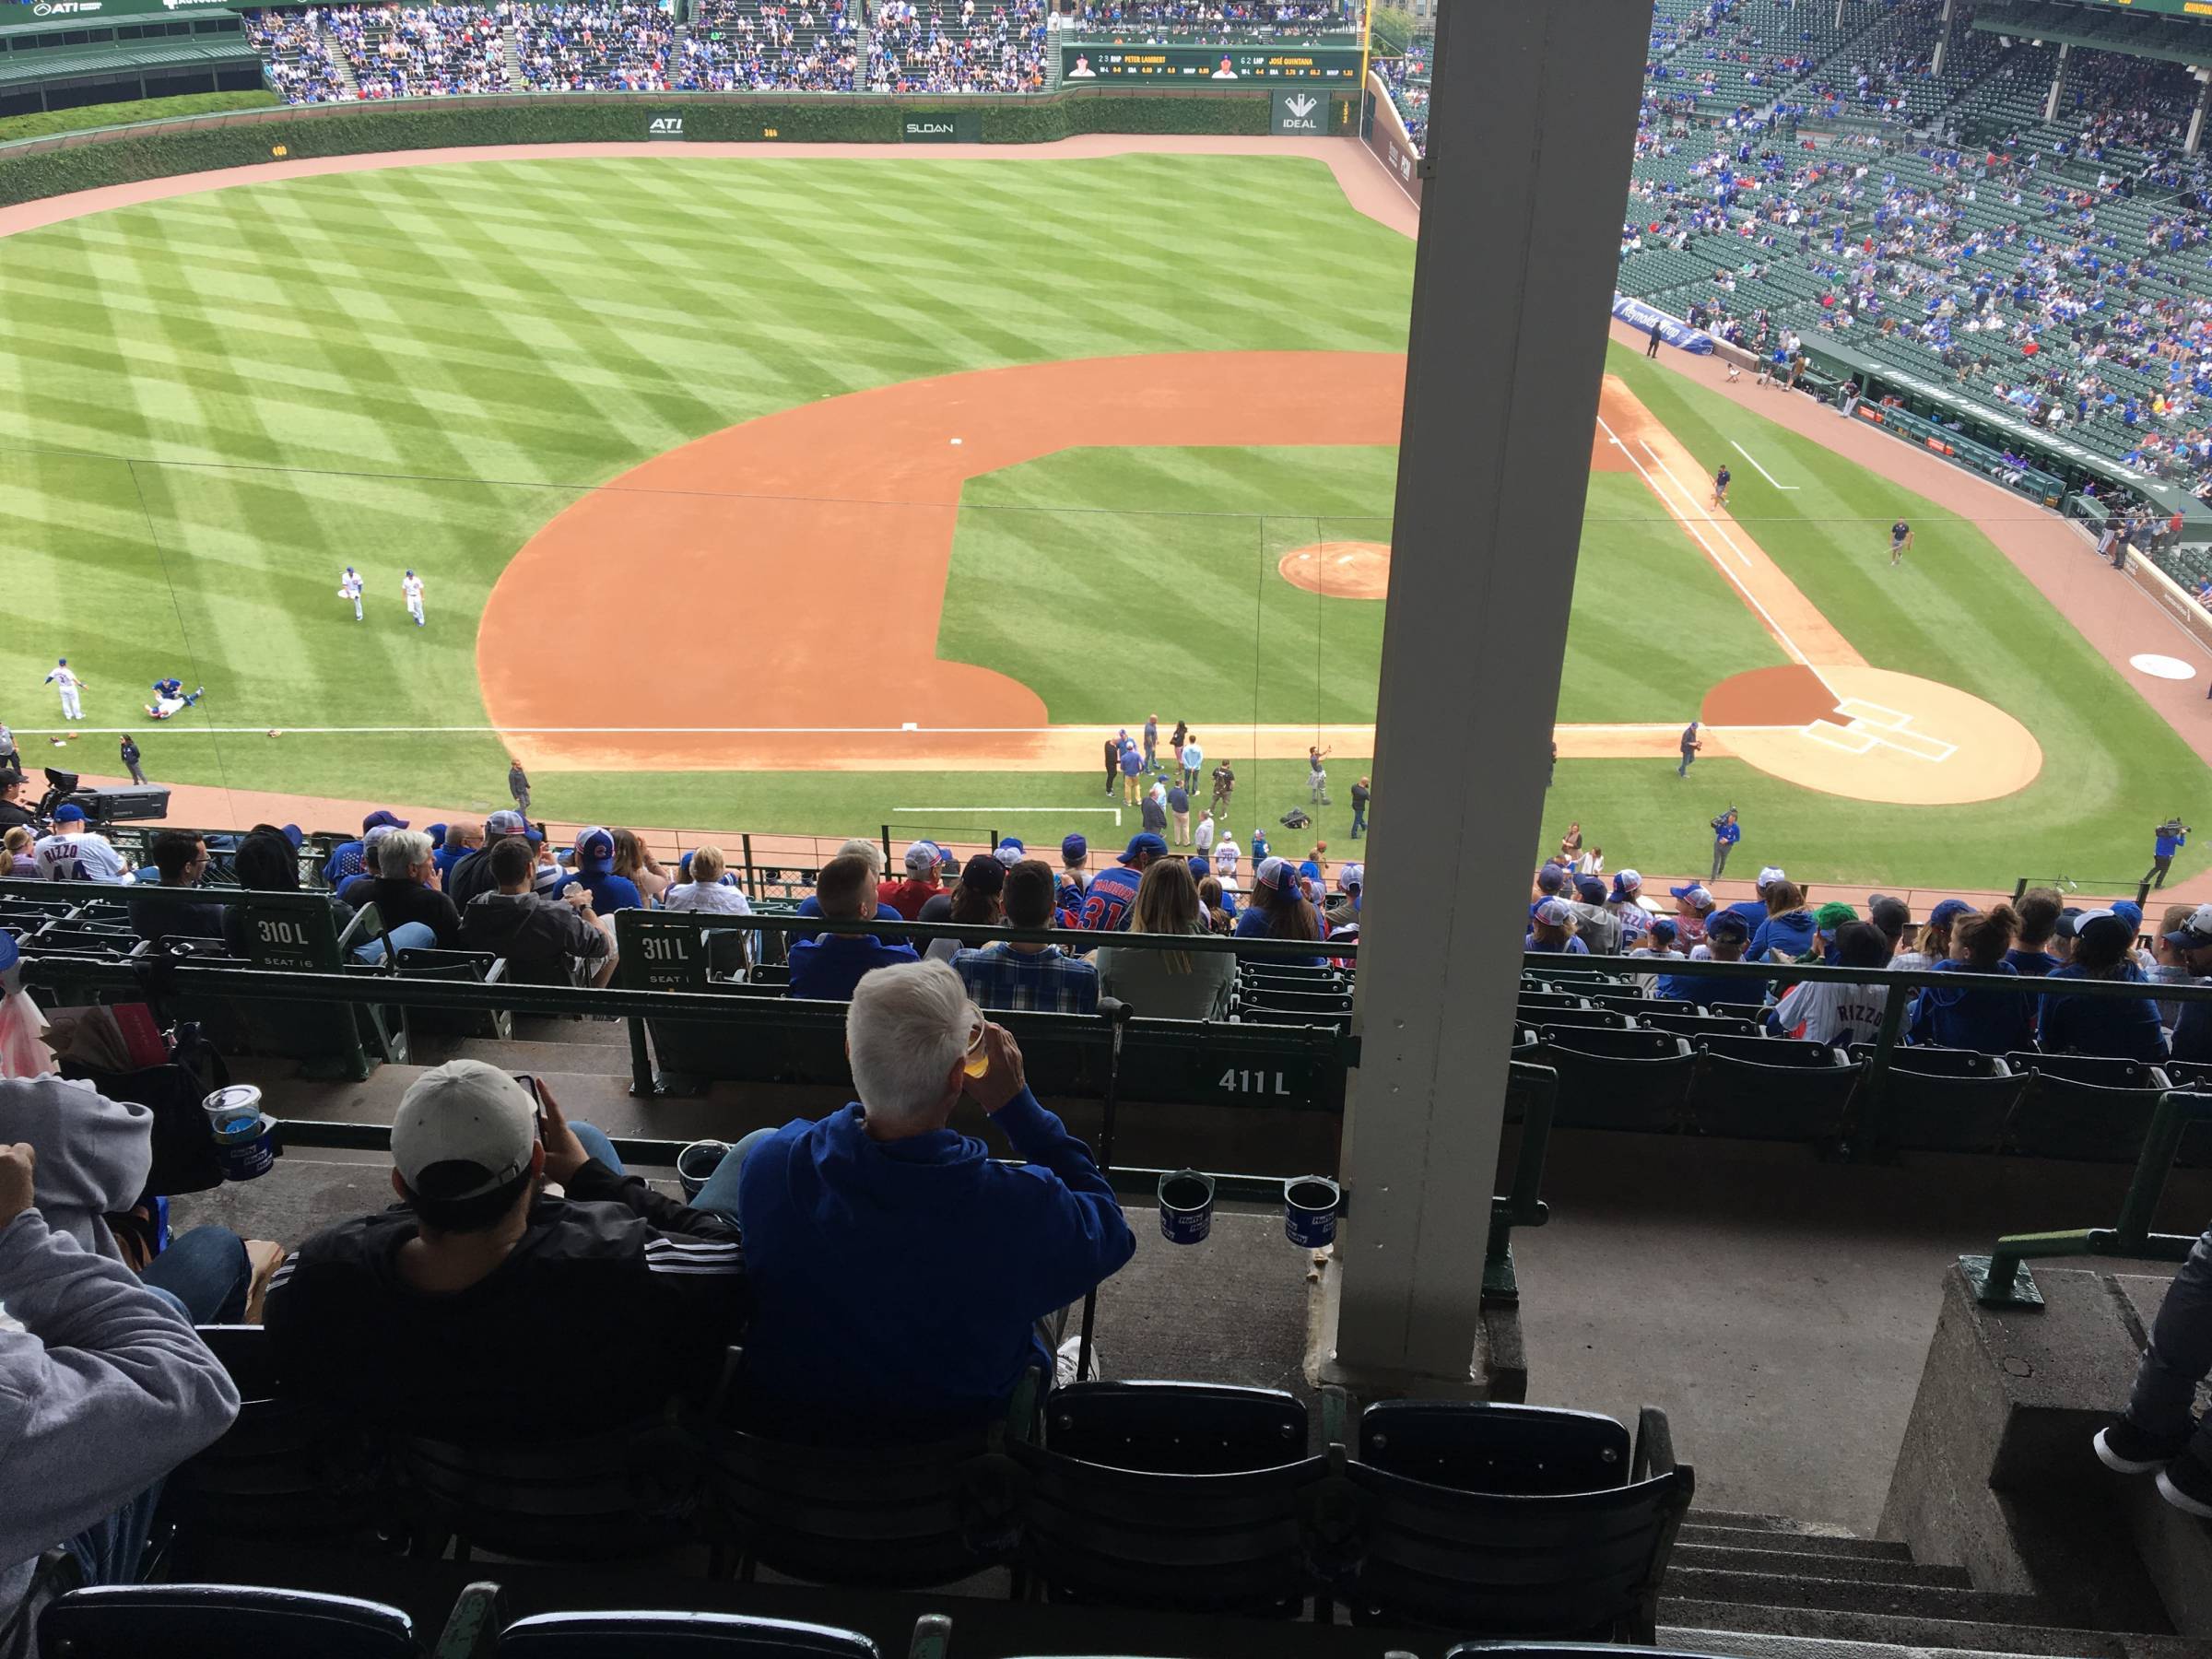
(953, 943), (1100, 1015)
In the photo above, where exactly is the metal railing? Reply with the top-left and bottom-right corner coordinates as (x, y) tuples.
(1964, 1089), (2212, 1310)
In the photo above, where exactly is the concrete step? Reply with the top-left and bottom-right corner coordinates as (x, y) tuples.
(1692, 1508), (1870, 1538)
(1667, 1569), (2058, 1628)
(1663, 1600), (2198, 1659)
(407, 1035), (631, 1078)
(511, 1013), (629, 1047)
(1672, 1542), (1971, 1589)
(1663, 1626), (2180, 1659)
(1678, 1523), (1916, 1563)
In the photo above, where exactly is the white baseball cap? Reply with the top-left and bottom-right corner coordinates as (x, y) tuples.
(1337, 862), (1365, 892)
(1756, 865), (1786, 888)
(1617, 868), (1643, 890)
(393, 1059), (537, 1200)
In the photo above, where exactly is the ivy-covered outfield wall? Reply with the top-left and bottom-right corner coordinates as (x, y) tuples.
(0, 86), (1342, 208)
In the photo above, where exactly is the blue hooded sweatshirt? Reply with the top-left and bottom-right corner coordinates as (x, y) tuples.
(1908, 959), (2034, 1055)
(1747, 908), (1816, 964)
(2037, 962), (2168, 1062)
(735, 1091), (1135, 1443)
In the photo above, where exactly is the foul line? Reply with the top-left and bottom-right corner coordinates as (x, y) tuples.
(1596, 414), (1824, 682)
(1730, 440), (1800, 490)
(895, 806), (1124, 825)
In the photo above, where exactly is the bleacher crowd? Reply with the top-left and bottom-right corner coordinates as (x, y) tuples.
(317, 2), (509, 98)
(866, 0), (1046, 95)
(677, 0), (856, 92)
(513, 0), (674, 90)
(1522, 843), (2212, 1065)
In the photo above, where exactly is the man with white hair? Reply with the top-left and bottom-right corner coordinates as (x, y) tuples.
(735, 960), (1135, 1441)
(358, 829), (462, 951)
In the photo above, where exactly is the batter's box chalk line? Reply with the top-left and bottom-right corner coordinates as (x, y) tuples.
(1797, 700), (1959, 764)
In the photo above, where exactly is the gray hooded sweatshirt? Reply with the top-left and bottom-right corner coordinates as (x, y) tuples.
(0, 1211), (240, 1651)
(0, 1078), (153, 1264)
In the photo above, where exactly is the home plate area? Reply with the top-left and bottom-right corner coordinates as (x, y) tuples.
(1700, 664), (2040, 806)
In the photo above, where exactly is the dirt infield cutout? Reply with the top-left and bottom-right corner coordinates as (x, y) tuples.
(475, 356), (2043, 803)
(1278, 541), (1390, 600)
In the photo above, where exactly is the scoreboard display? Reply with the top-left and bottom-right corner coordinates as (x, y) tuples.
(1059, 43), (1364, 81)
(2073, 0), (2212, 16)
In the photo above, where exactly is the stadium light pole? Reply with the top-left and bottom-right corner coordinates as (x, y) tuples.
(1321, 0), (1652, 1391)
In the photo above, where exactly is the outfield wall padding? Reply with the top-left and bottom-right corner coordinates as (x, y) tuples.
(0, 88), (1317, 208)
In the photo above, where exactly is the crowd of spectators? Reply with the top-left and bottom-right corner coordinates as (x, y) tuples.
(241, 8), (348, 103)
(677, 0), (855, 91)
(1069, 0), (1353, 41)
(867, 0), (1046, 95)
(319, 3), (510, 98)
(1524, 845), (2212, 1065)
(514, 0), (675, 90)
(1374, 49), (1425, 152)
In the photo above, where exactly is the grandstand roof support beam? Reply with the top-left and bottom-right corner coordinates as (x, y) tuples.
(2188, 76), (2209, 156)
(1320, 0), (1648, 1392)
(1931, 0), (1955, 80)
(2044, 41), (2067, 125)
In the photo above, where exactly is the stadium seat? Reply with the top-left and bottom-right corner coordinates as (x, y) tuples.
(1516, 991), (1594, 1016)
(1533, 1027), (1694, 1132)
(397, 1427), (699, 1562)
(1640, 1011), (1760, 1041)
(1446, 1647), (1737, 1658)
(488, 1610), (880, 1658)
(38, 1584), (418, 1659)
(1583, 993), (1700, 1018)
(1043, 1381), (1308, 1473)
(2147, 1066), (2212, 1166)
(1524, 1006), (1633, 1035)
(1690, 1035), (1863, 1143)
(1326, 1406), (1692, 1638)
(2004, 1053), (2171, 1162)
(1008, 1433), (1330, 1616)
(1358, 1400), (1630, 1495)
(393, 947), (510, 1042)
(1849, 1045), (2028, 1156)
(160, 1326), (390, 1554)
(695, 1418), (1022, 1589)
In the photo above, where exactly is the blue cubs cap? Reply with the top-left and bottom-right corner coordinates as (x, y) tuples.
(574, 827), (616, 875)
(2111, 900), (2144, 930)
(1118, 832), (1169, 865)
(1575, 875), (1608, 904)
(1187, 856), (1211, 882)
(994, 838), (1026, 868)
(53, 804), (85, 823)
(1536, 865), (1568, 894)
(1927, 898), (1978, 929)
(426, 823), (447, 850)
(1671, 883), (1712, 905)
(277, 823), (304, 850)
(1062, 833), (1088, 861)
(1706, 911), (1753, 942)
(362, 810), (408, 832)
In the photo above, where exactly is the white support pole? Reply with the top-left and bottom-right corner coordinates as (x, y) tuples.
(1931, 0), (1955, 80)
(2189, 76), (2210, 157)
(2044, 41), (2067, 125)
(1323, 0), (1650, 1387)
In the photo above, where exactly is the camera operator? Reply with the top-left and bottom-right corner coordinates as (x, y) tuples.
(2149, 818), (2191, 892)
(0, 771), (34, 837)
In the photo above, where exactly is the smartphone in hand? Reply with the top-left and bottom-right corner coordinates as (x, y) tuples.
(514, 1073), (545, 1139)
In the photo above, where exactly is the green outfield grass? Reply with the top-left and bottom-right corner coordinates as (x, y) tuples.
(1, 151), (2206, 887)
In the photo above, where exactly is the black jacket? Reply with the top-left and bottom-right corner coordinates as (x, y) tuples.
(265, 1159), (746, 1435)
(460, 889), (607, 984)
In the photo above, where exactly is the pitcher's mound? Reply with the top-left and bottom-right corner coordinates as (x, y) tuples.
(1700, 664), (2042, 806)
(1279, 541), (1389, 599)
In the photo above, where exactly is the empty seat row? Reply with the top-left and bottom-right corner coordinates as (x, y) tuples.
(166, 1333), (1693, 1643)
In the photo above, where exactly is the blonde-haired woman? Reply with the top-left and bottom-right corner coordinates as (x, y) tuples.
(613, 829), (670, 909)
(1096, 858), (1233, 1021)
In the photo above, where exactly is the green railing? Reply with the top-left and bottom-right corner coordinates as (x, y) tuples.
(1963, 1088), (2212, 1310)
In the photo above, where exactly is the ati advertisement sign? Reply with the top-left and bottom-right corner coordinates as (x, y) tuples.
(6, 0), (231, 19)
(1270, 88), (1328, 134)
(645, 114), (684, 139)
(1061, 42), (1360, 80)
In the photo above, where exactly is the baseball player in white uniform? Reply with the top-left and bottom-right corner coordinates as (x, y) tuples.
(1212, 833), (1241, 879)
(34, 804), (127, 883)
(403, 570), (426, 627)
(43, 659), (86, 721)
(340, 566), (364, 621)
